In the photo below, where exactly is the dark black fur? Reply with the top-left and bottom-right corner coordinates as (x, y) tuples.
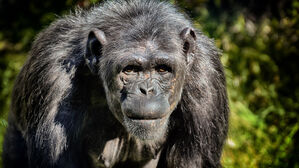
(3, 0), (229, 167)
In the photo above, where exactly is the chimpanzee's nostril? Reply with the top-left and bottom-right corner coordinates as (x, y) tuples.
(148, 87), (154, 93)
(140, 88), (147, 95)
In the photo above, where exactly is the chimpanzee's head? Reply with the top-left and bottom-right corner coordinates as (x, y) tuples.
(85, 23), (196, 140)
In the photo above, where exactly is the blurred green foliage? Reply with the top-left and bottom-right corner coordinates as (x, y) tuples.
(0, 0), (298, 167)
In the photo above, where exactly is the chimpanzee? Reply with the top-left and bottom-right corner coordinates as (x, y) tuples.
(3, 0), (229, 168)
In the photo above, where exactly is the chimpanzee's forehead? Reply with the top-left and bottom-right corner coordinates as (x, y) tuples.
(107, 31), (182, 54)
(106, 39), (183, 61)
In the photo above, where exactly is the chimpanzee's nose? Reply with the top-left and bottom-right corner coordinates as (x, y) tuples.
(139, 83), (155, 96)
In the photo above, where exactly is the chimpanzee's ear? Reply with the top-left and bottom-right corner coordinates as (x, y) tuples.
(180, 27), (197, 65)
(85, 29), (107, 74)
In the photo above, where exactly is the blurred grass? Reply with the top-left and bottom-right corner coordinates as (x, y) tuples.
(0, 0), (299, 167)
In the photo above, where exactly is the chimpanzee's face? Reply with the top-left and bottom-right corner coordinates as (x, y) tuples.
(103, 41), (186, 140)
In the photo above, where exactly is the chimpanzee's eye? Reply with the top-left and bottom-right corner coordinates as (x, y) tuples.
(155, 64), (172, 74)
(123, 65), (142, 74)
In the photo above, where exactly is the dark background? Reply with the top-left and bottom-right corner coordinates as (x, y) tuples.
(0, 0), (298, 167)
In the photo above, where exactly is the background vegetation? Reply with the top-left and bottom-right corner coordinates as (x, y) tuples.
(0, 0), (298, 167)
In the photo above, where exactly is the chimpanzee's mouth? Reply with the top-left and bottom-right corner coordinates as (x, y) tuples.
(123, 112), (170, 129)
(127, 117), (160, 120)
(126, 113), (168, 120)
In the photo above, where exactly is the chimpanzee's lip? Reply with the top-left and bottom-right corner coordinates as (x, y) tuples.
(124, 110), (170, 121)
(124, 115), (169, 126)
(127, 115), (165, 120)
(124, 112), (170, 125)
